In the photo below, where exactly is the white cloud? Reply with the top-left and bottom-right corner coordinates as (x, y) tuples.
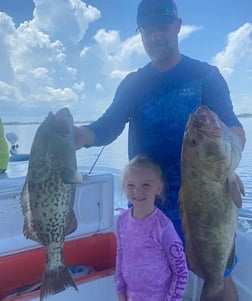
(0, 81), (14, 99)
(210, 23), (252, 114)
(231, 92), (252, 115)
(179, 25), (203, 41)
(212, 23), (252, 77)
(73, 81), (85, 92)
(119, 34), (145, 61)
(0, 7), (86, 114)
(96, 83), (104, 92)
(110, 70), (130, 80)
(80, 46), (90, 58)
(0, 13), (17, 82)
(32, 0), (101, 44)
(94, 29), (121, 59)
(44, 86), (78, 102)
(31, 67), (49, 79)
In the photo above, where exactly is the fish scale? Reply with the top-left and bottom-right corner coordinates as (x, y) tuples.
(21, 108), (83, 301)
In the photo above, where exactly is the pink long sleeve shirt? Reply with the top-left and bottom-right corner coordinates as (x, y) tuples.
(115, 208), (188, 301)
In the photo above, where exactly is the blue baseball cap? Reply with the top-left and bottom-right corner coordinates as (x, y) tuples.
(137, 0), (178, 29)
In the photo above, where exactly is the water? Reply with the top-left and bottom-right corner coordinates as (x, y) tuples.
(236, 118), (252, 211)
(2, 118), (252, 211)
(3, 122), (129, 175)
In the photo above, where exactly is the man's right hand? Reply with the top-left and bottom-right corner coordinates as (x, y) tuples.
(74, 126), (95, 150)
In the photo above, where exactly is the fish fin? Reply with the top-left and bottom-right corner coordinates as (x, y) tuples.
(200, 281), (224, 301)
(20, 177), (29, 215)
(20, 178), (40, 242)
(23, 219), (41, 242)
(40, 266), (78, 301)
(227, 173), (244, 208)
(65, 210), (78, 236)
(235, 173), (245, 196)
(62, 169), (83, 184)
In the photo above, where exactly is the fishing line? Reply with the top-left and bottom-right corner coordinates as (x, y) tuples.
(88, 145), (106, 174)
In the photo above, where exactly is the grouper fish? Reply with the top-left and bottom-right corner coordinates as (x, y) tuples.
(179, 106), (244, 301)
(21, 108), (83, 301)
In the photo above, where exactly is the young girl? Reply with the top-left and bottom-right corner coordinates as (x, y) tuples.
(115, 156), (188, 301)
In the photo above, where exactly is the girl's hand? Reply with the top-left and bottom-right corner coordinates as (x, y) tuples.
(117, 292), (127, 301)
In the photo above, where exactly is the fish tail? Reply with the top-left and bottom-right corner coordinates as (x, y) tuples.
(200, 281), (224, 301)
(40, 266), (78, 301)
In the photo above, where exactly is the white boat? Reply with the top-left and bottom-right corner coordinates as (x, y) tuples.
(0, 172), (251, 301)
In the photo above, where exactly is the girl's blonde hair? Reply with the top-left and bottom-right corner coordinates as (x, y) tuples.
(122, 155), (164, 198)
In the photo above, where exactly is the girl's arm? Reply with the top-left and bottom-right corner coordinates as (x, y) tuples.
(164, 222), (189, 301)
(115, 217), (127, 297)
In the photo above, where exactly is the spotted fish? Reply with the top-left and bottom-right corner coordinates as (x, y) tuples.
(21, 108), (83, 301)
(179, 106), (244, 301)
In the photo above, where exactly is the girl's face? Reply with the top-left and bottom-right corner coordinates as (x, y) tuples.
(123, 167), (163, 209)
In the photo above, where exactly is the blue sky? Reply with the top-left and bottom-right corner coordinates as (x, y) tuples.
(0, 0), (251, 122)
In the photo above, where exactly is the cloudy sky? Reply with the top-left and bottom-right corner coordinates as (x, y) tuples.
(0, 0), (252, 122)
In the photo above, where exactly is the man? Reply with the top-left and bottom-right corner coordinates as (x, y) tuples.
(75, 0), (246, 300)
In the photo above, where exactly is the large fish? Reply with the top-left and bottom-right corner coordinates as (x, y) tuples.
(179, 106), (244, 301)
(21, 108), (83, 301)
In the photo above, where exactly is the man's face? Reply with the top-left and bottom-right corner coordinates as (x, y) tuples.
(140, 18), (181, 65)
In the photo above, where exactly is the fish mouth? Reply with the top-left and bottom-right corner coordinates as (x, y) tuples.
(190, 106), (223, 138)
(46, 109), (73, 135)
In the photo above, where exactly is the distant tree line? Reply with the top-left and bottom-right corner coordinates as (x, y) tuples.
(237, 113), (252, 118)
(3, 120), (93, 126)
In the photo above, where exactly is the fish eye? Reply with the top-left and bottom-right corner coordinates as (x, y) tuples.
(190, 139), (198, 147)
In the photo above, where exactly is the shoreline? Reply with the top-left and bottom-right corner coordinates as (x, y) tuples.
(3, 114), (251, 126)
(3, 120), (93, 126)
